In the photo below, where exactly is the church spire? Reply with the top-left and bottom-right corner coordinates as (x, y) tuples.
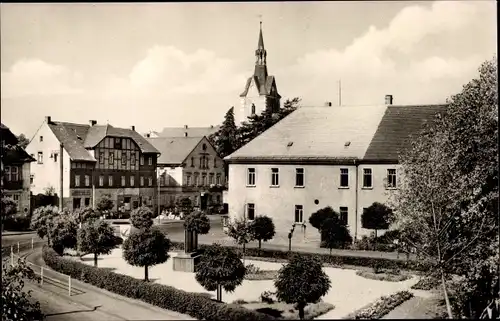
(255, 21), (267, 66)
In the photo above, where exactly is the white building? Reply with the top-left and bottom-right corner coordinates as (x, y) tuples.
(225, 96), (446, 241)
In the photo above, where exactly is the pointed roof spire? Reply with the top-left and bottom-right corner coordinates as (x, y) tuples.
(258, 20), (264, 50)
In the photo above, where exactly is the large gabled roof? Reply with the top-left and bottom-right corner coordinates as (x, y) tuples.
(47, 121), (159, 162)
(226, 104), (447, 163)
(146, 136), (204, 165)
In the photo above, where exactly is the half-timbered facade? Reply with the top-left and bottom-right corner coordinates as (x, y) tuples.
(26, 117), (159, 211)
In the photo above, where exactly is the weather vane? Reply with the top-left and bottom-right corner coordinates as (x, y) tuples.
(258, 14), (263, 27)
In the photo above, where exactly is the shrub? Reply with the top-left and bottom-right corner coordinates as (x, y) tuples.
(168, 241), (430, 272)
(411, 276), (440, 290)
(77, 220), (117, 267)
(343, 291), (414, 319)
(355, 270), (412, 282)
(351, 236), (396, 252)
(49, 215), (78, 255)
(261, 291), (277, 304)
(249, 216), (276, 253)
(42, 246), (273, 320)
(184, 210), (211, 234)
(2, 214), (31, 231)
(130, 207), (154, 229)
(320, 217), (353, 251)
(245, 264), (261, 275)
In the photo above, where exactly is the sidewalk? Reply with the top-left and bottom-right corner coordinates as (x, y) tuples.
(382, 290), (443, 319)
(26, 247), (194, 320)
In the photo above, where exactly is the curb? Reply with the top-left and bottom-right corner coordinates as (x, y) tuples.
(2, 231), (36, 236)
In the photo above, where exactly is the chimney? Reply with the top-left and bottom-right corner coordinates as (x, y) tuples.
(184, 125), (188, 129)
(184, 132), (188, 137)
(325, 102), (332, 107)
(210, 125), (214, 129)
(130, 126), (135, 131)
(146, 133), (150, 138)
(45, 116), (52, 124)
(385, 95), (393, 105)
(89, 120), (97, 126)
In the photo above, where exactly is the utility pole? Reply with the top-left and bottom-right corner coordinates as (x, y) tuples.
(338, 79), (342, 107)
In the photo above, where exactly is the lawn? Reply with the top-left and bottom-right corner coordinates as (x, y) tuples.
(70, 247), (419, 319)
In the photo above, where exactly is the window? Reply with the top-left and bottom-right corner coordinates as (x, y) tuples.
(148, 156), (152, 165)
(130, 176), (135, 186)
(387, 169), (397, 188)
(37, 152), (43, 164)
(214, 157), (217, 168)
(148, 177), (153, 186)
(108, 175), (113, 186)
(99, 152), (104, 164)
(186, 175), (192, 186)
(115, 138), (122, 149)
(30, 174), (34, 184)
(131, 155), (136, 166)
(84, 198), (90, 207)
(85, 175), (90, 187)
(363, 168), (373, 188)
(247, 168), (256, 186)
(295, 205), (304, 223)
(339, 207), (348, 225)
(295, 168), (304, 187)
(75, 175), (80, 187)
(109, 153), (114, 165)
(121, 176), (126, 187)
(251, 103), (256, 115)
(140, 156), (144, 165)
(53, 153), (58, 162)
(205, 157), (210, 169)
(11, 167), (18, 181)
(199, 157), (203, 169)
(340, 168), (349, 187)
(201, 175), (206, 186)
(39, 136), (43, 142)
(194, 174), (199, 186)
(209, 174), (214, 185)
(271, 168), (279, 186)
(216, 174), (221, 185)
(247, 203), (255, 220)
(191, 157), (194, 167)
(216, 195), (221, 204)
(99, 175), (104, 186)
(140, 176), (144, 186)
(121, 152), (127, 165)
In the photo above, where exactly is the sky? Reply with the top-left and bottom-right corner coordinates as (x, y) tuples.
(1, 1), (497, 138)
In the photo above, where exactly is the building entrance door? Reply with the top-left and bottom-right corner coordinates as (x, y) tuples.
(200, 194), (208, 210)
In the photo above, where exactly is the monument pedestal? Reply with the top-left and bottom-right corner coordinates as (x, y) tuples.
(173, 252), (201, 273)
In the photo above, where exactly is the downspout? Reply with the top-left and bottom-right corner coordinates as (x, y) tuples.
(354, 160), (359, 241)
(59, 143), (64, 209)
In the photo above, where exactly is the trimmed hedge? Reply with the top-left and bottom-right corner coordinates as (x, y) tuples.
(42, 245), (275, 321)
(343, 291), (414, 319)
(169, 241), (430, 272)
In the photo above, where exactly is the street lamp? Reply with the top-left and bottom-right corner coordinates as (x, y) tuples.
(288, 223), (296, 252)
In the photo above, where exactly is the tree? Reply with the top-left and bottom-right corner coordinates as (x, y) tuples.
(391, 57), (498, 319)
(77, 219), (117, 267)
(122, 227), (171, 281)
(208, 107), (238, 159)
(184, 210), (211, 234)
(195, 244), (246, 302)
(96, 194), (114, 214)
(226, 217), (254, 264)
(249, 215), (275, 254)
(321, 217), (353, 252)
(274, 254), (331, 320)
(16, 134), (30, 149)
(2, 259), (44, 321)
(30, 205), (58, 245)
(130, 206), (154, 229)
(49, 214), (78, 255)
(309, 206), (336, 231)
(361, 202), (393, 249)
(1, 194), (18, 221)
(73, 207), (100, 226)
(177, 197), (193, 215)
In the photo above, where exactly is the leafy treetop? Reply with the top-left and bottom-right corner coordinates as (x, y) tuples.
(130, 206), (154, 229)
(184, 210), (211, 234)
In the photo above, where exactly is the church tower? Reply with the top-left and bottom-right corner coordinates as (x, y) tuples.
(238, 22), (281, 125)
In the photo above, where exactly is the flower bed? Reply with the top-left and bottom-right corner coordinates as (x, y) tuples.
(343, 291), (414, 319)
(42, 245), (275, 321)
(355, 270), (412, 282)
(169, 241), (429, 272)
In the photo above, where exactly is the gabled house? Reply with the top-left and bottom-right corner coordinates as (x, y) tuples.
(224, 95), (446, 241)
(1, 123), (36, 214)
(26, 117), (160, 211)
(146, 136), (225, 211)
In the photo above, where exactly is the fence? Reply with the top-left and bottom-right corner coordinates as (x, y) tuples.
(3, 239), (74, 296)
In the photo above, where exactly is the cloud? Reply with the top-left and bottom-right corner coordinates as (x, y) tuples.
(1, 59), (84, 98)
(279, 1), (495, 106)
(110, 45), (247, 97)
